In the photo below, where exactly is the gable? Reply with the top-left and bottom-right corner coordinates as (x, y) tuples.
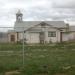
(26, 22), (58, 32)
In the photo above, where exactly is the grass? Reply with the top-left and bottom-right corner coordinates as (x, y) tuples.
(0, 42), (75, 75)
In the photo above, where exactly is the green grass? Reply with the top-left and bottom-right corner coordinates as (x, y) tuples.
(0, 42), (75, 75)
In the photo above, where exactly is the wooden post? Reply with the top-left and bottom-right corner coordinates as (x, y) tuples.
(17, 32), (18, 43)
(60, 32), (62, 42)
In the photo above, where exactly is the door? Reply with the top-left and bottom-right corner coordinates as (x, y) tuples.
(39, 32), (45, 44)
(10, 35), (15, 42)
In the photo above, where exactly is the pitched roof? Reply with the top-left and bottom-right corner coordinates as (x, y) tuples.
(14, 21), (67, 32)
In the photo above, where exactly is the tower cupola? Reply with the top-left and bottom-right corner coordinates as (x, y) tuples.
(16, 10), (23, 22)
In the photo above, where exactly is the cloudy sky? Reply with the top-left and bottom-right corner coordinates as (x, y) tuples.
(0, 0), (75, 27)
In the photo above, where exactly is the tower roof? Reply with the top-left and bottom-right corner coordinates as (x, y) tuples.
(16, 10), (23, 15)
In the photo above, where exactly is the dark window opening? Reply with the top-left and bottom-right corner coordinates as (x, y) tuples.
(48, 31), (56, 37)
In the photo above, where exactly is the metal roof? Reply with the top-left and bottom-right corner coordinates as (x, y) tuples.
(14, 21), (67, 32)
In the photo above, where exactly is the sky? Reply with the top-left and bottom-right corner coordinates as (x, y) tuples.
(0, 0), (75, 27)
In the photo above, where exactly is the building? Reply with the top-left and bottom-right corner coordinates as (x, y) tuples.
(0, 32), (8, 43)
(8, 10), (75, 44)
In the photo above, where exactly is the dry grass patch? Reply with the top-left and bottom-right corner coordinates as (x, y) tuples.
(5, 70), (20, 75)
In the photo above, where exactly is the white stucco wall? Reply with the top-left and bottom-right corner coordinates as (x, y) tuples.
(18, 31), (75, 43)
(45, 28), (61, 43)
(18, 32), (23, 41)
(62, 32), (75, 41)
(26, 32), (40, 43)
(8, 32), (17, 43)
(62, 33), (69, 41)
(18, 32), (42, 44)
(17, 25), (63, 43)
(25, 26), (61, 43)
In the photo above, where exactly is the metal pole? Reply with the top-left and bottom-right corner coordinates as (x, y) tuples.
(22, 30), (24, 67)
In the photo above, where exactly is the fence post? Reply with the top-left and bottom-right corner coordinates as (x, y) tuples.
(22, 30), (25, 68)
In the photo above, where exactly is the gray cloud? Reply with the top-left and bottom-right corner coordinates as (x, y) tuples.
(52, 0), (75, 8)
(0, 0), (74, 26)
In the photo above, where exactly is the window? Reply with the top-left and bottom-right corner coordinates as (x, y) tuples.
(48, 31), (56, 37)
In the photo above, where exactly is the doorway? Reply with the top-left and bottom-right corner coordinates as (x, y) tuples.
(39, 32), (45, 44)
(10, 35), (15, 42)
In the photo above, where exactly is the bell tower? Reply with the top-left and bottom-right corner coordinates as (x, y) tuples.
(16, 10), (23, 22)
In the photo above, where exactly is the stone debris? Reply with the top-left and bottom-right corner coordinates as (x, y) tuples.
(62, 66), (71, 70)
(5, 70), (20, 75)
